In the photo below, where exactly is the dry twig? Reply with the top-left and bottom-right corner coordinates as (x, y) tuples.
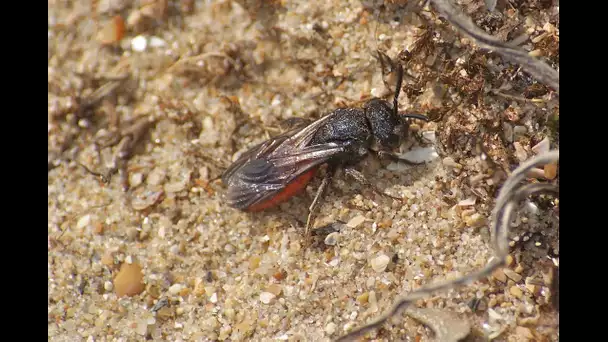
(337, 150), (559, 341)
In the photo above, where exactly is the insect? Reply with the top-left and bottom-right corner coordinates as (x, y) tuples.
(221, 52), (429, 237)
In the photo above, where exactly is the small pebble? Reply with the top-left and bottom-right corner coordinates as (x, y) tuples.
(101, 253), (114, 266)
(370, 254), (390, 272)
(356, 292), (369, 304)
(114, 262), (145, 297)
(324, 232), (339, 245)
(131, 35), (148, 52)
(209, 292), (218, 303)
(442, 157), (461, 168)
(325, 322), (337, 335)
(503, 269), (522, 282)
(104, 281), (113, 292)
(77, 214), (91, 229)
(169, 284), (184, 295)
(492, 268), (507, 283)
(458, 197), (476, 207)
(544, 162), (557, 180)
(510, 286), (523, 299)
(515, 326), (535, 339)
(505, 255), (514, 267)
(97, 15), (125, 45)
(260, 292), (276, 304)
(266, 284), (282, 296)
(347, 215), (366, 228)
(129, 173), (143, 188)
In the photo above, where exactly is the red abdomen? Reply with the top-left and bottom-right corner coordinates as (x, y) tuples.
(246, 168), (318, 212)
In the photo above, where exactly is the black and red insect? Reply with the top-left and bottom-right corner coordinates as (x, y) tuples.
(221, 52), (429, 235)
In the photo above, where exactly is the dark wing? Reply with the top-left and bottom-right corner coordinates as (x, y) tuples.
(222, 113), (345, 210)
(222, 117), (316, 184)
(224, 143), (346, 210)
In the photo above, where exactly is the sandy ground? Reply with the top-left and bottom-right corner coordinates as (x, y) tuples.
(48, 0), (559, 341)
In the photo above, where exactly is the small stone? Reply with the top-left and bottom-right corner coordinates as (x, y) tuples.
(260, 292), (276, 304)
(505, 254), (514, 267)
(510, 286), (523, 299)
(104, 281), (113, 292)
(443, 157), (461, 168)
(370, 254), (390, 272)
(324, 232), (339, 245)
(101, 253), (114, 266)
(135, 320), (148, 336)
(325, 322), (337, 335)
(169, 284), (184, 295)
(368, 291), (379, 313)
(114, 262), (145, 297)
(464, 213), (486, 227)
(149, 36), (166, 48)
(347, 215), (366, 228)
(156, 307), (174, 320)
(515, 326), (535, 339)
(356, 292), (369, 304)
(209, 292), (218, 303)
(131, 35), (148, 52)
(147, 167), (166, 185)
(513, 125), (527, 136)
(544, 162), (557, 180)
(504, 269), (523, 282)
(492, 268), (507, 283)
(249, 256), (261, 270)
(457, 197), (476, 207)
(422, 130), (436, 143)
(97, 15), (125, 45)
(266, 284), (282, 296)
(77, 215), (91, 229)
(129, 173), (143, 188)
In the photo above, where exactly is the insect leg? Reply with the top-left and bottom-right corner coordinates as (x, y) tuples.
(343, 167), (401, 201)
(305, 167), (336, 239)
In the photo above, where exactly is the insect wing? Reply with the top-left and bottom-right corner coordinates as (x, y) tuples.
(223, 113), (343, 210)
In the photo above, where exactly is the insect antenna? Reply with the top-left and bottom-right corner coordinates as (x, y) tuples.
(392, 60), (404, 117)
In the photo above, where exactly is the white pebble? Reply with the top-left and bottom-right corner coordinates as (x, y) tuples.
(209, 292), (218, 303)
(260, 292), (276, 304)
(400, 146), (438, 164)
(149, 36), (166, 48)
(169, 284), (183, 295)
(422, 130), (436, 143)
(371, 254), (390, 272)
(77, 214), (91, 229)
(104, 281), (113, 291)
(325, 322), (337, 335)
(131, 35), (148, 52)
(129, 173), (143, 187)
(458, 197), (476, 207)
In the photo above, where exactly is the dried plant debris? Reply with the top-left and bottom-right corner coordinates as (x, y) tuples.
(429, 0), (559, 92)
(338, 150), (559, 341)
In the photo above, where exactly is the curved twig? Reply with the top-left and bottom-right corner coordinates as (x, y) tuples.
(336, 150), (559, 341)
